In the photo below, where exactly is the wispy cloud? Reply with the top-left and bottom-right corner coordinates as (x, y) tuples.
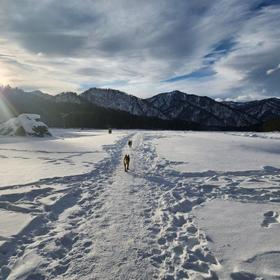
(267, 64), (280, 75)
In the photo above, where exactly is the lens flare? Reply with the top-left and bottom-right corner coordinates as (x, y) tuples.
(0, 88), (18, 122)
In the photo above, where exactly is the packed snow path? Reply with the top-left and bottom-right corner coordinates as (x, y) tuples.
(1, 131), (280, 279)
(61, 132), (158, 279)
(0, 132), (159, 280)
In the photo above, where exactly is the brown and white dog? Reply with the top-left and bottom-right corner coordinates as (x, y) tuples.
(123, 154), (130, 172)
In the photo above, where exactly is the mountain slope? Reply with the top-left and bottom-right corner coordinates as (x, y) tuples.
(80, 88), (259, 128)
(80, 88), (166, 119)
(224, 98), (280, 121)
(1, 85), (280, 130)
(0, 86), (198, 130)
(54, 92), (84, 104)
(146, 91), (258, 128)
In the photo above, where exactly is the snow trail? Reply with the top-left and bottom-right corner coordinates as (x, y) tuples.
(1, 133), (160, 280)
(0, 133), (131, 279)
(61, 132), (158, 279)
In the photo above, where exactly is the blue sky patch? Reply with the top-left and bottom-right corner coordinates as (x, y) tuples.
(251, 0), (280, 12)
(163, 67), (216, 83)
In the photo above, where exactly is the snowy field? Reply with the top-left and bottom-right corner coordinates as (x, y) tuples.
(0, 129), (280, 279)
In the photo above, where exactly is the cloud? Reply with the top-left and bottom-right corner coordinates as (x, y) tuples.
(211, 4), (280, 100)
(267, 64), (280, 75)
(0, 0), (279, 100)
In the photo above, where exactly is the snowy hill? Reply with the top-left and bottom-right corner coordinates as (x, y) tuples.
(1, 85), (280, 130)
(0, 114), (51, 137)
(146, 91), (258, 127)
(80, 88), (166, 119)
(224, 98), (280, 121)
(80, 88), (259, 128)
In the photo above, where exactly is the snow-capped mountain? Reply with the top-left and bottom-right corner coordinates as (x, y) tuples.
(80, 88), (258, 127)
(224, 98), (280, 121)
(1, 86), (280, 130)
(0, 114), (51, 137)
(80, 88), (167, 119)
(146, 91), (258, 127)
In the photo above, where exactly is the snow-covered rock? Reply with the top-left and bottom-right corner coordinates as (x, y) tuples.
(0, 114), (51, 137)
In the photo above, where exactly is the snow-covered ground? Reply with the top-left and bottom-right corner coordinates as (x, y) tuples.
(0, 130), (280, 279)
(0, 129), (125, 187)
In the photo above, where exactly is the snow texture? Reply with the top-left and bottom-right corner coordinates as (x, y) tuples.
(0, 114), (51, 137)
(0, 130), (280, 279)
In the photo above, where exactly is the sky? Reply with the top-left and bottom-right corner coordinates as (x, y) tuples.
(0, 0), (279, 100)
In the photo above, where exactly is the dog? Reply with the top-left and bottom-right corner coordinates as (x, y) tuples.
(123, 154), (130, 172)
(128, 140), (132, 148)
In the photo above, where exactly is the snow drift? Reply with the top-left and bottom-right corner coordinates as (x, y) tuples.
(0, 114), (51, 137)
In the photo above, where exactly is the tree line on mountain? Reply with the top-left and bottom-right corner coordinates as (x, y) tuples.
(1, 91), (202, 130)
(1, 86), (280, 131)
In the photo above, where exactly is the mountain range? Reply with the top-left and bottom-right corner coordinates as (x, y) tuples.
(0, 86), (280, 131)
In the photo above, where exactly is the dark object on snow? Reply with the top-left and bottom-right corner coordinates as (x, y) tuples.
(32, 126), (51, 137)
(123, 154), (130, 172)
(128, 140), (132, 148)
(108, 128), (112, 134)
